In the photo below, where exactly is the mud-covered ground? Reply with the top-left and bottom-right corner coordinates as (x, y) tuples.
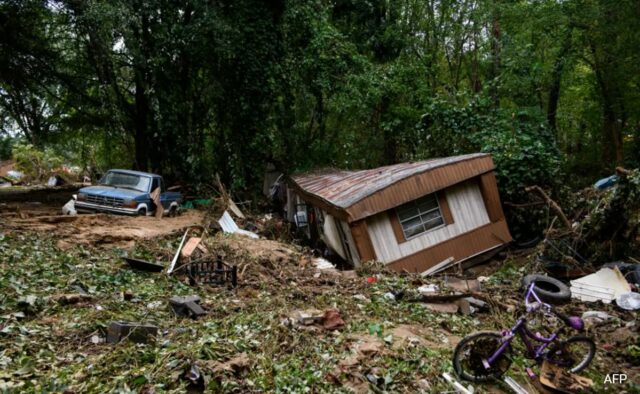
(1, 203), (204, 249)
(0, 203), (638, 393)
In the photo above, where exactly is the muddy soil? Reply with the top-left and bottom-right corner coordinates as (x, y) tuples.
(1, 202), (204, 249)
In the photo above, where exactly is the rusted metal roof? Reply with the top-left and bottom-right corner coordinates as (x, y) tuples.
(290, 153), (495, 222)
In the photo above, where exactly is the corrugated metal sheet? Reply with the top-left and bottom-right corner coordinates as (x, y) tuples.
(290, 153), (494, 222)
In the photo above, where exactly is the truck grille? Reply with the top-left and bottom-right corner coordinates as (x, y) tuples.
(86, 194), (125, 207)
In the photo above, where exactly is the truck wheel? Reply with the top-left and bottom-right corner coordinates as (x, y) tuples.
(169, 206), (178, 217)
(137, 208), (147, 216)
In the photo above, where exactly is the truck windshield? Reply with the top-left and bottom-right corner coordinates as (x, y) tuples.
(99, 172), (151, 192)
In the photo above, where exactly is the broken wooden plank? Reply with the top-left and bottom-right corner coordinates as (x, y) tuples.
(181, 237), (202, 258)
(228, 198), (245, 219)
(420, 257), (454, 277)
(150, 186), (164, 219)
(167, 229), (189, 275)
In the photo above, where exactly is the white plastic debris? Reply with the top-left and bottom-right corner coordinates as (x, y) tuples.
(581, 311), (614, 326)
(616, 292), (640, 310)
(442, 372), (474, 394)
(352, 294), (368, 302)
(503, 376), (530, 394)
(218, 211), (259, 239)
(62, 199), (77, 216)
(313, 257), (335, 271)
(417, 284), (439, 295)
(7, 170), (23, 180)
(383, 292), (396, 301)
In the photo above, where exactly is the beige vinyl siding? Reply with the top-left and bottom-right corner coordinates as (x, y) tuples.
(366, 180), (490, 263)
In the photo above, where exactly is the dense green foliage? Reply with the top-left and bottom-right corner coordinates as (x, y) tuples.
(1, 0), (639, 198)
(11, 143), (64, 181)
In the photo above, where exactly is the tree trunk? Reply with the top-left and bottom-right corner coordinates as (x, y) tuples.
(601, 103), (624, 165)
(547, 29), (573, 136)
(489, 3), (501, 107)
(133, 77), (149, 171)
(591, 49), (625, 166)
(379, 96), (396, 164)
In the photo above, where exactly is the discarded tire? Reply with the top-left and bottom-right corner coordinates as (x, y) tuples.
(521, 274), (571, 305)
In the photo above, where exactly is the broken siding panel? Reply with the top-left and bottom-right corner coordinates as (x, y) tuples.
(339, 219), (361, 266)
(322, 214), (347, 260)
(349, 220), (377, 262)
(367, 180), (490, 263)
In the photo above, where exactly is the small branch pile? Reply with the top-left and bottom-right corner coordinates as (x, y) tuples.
(535, 168), (640, 266)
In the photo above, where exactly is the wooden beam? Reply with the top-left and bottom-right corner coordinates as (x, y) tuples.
(438, 191), (454, 225)
(478, 172), (506, 222)
(349, 219), (377, 262)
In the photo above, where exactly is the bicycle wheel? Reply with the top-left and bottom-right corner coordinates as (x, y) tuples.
(545, 336), (596, 373)
(453, 331), (512, 382)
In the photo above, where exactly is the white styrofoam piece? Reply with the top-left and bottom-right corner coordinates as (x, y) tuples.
(570, 267), (630, 303)
(313, 257), (335, 270)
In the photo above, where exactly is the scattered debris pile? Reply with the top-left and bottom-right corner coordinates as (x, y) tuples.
(535, 168), (640, 271)
(1, 170), (639, 392)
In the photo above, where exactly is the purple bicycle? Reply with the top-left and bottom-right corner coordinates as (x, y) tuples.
(453, 279), (596, 382)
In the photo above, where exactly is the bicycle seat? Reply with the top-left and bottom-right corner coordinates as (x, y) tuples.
(554, 312), (584, 331)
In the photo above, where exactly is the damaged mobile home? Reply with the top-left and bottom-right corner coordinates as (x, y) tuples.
(288, 153), (512, 273)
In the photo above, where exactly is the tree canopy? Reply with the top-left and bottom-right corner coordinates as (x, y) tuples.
(1, 0), (639, 196)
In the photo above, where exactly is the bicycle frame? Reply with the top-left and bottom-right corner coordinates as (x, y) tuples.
(484, 283), (562, 369)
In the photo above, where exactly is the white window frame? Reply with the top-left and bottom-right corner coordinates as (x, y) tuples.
(396, 193), (445, 240)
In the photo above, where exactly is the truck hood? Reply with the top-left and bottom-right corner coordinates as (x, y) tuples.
(79, 185), (146, 200)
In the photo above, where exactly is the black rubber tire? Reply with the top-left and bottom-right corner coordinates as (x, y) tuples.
(546, 336), (596, 373)
(137, 208), (147, 216)
(521, 274), (571, 305)
(453, 331), (512, 383)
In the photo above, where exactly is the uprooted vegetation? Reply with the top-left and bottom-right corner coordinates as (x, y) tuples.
(512, 169), (640, 273)
(1, 206), (639, 393)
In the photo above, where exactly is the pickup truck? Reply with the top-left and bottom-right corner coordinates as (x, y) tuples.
(75, 169), (182, 216)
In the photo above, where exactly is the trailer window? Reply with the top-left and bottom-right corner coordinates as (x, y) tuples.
(395, 194), (444, 239)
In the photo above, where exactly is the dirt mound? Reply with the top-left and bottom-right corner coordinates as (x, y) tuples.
(204, 233), (306, 283)
(3, 205), (205, 249)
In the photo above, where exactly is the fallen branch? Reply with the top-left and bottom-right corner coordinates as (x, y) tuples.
(615, 166), (632, 176)
(525, 186), (572, 231)
(504, 201), (546, 208)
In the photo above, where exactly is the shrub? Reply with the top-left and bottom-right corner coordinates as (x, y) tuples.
(12, 143), (64, 182)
